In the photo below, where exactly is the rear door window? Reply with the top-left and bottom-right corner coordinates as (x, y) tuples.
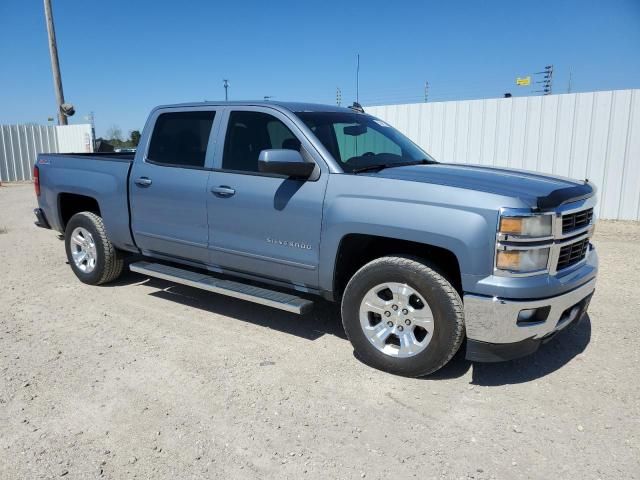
(147, 111), (216, 168)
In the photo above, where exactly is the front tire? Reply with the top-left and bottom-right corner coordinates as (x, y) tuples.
(341, 256), (464, 377)
(64, 212), (124, 285)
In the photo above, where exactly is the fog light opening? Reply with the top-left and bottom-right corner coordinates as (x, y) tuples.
(517, 306), (551, 325)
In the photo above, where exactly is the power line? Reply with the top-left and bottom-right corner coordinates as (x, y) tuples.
(329, 74), (572, 108)
(360, 87), (510, 104)
(344, 84), (510, 100)
(319, 83), (606, 109)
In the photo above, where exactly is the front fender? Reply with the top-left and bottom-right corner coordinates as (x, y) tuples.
(319, 175), (511, 293)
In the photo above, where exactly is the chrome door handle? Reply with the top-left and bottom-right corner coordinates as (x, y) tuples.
(211, 186), (235, 198)
(135, 177), (152, 187)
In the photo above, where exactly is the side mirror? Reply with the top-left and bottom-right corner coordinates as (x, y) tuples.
(258, 149), (315, 179)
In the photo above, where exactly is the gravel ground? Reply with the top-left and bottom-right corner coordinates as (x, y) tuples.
(0, 183), (639, 480)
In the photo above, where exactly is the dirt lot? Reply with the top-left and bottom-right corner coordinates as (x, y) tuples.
(0, 183), (638, 480)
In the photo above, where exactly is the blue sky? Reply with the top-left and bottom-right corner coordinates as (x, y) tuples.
(0, 0), (638, 137)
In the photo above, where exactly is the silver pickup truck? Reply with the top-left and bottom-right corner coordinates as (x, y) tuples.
(33, 101), (598, 376)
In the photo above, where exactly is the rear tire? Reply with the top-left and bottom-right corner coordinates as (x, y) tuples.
(64, 212), (124, 285)
(341, 255), (464, 377)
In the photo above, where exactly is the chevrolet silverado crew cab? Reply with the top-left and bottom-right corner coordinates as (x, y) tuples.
(33, 101), (598, 376)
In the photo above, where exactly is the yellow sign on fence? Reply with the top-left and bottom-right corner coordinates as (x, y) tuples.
(516, 76), (531, 86)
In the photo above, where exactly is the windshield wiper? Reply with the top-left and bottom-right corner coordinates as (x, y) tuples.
(351, 158), (437, 174)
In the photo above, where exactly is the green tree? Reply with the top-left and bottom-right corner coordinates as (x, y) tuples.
(129, 130), (141, 146)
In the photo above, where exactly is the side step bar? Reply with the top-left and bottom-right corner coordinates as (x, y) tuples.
(130, 261), (314, 315)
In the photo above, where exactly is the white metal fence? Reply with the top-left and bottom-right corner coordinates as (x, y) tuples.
(4, 95), (638, 220)
(366, 89), (640, 221)
(0, 124), (93, 182)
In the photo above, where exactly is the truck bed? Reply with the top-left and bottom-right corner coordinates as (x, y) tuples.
(35, 151), (137, 252)
(41, 152), (136, 162)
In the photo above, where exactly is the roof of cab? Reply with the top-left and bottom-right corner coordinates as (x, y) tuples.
(153, 100), (361, 114)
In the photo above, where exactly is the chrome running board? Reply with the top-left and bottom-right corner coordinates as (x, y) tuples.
(130, 261), (313, 314)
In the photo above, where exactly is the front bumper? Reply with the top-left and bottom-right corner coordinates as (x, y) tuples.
(463, 277), (596, 362)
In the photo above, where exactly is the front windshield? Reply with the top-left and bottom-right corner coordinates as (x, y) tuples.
(295, 111), (435, 172)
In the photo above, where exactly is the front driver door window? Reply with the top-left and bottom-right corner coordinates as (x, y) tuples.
(221, 111), (301, 173)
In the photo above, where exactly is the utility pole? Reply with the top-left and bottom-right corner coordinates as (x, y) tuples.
(567, 71), (573, 93)
(43, 0), (67, 125)
(85, 111), (96, 150)
(546, 65), (553, 95)
(223, 79), (229, 101)
(336, 87), (342, 106)
(534, 65), (553, 95)
(424, 81), (429, 102)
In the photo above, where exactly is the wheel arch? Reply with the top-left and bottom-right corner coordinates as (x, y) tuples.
(58, 192), (101, 230)
(330, 233), (463, 300)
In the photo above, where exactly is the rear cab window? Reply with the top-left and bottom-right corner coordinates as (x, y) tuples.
(147, 111), (216, 168)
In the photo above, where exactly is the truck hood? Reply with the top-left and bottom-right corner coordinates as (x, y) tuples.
(368, 163), (594, 210)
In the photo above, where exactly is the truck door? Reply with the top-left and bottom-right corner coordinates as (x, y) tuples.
(207, 107), (328, 288)
(129, 108), (220, 264)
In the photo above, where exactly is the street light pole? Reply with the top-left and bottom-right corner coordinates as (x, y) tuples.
(223, 79), (229, 101)
(43, 0), (67, 125)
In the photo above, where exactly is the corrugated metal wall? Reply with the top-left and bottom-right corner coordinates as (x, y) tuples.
(0, 125), (57, 182)
(0, 124), (93, 182)
(366, 89), (640, 220)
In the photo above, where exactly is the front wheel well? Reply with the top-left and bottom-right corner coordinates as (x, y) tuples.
(333, 234), (462, 299)
(58, 193), (101, 230)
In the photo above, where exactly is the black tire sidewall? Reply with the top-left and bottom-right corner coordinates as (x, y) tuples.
(64, 214), (108, 285)
(341, 258), (462, 377)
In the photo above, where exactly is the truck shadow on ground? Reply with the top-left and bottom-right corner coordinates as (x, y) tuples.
(114, 270), (591, 386)
(114, 271), (347, 341)
(429, 315), (592, 386)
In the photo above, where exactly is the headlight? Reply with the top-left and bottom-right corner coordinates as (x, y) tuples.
(499, 215), (552, 237)
(496, 248), (550, 273)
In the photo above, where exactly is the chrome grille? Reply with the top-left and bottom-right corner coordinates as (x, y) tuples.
(557, 238), (590, 271)
(562, 208), (593, 234)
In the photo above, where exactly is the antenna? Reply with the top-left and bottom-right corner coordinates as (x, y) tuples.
(424, 81), (429, 102)
(223, 79), (229, 101)
(356, 54), (360, 103)
(336, 87), (342, 106)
